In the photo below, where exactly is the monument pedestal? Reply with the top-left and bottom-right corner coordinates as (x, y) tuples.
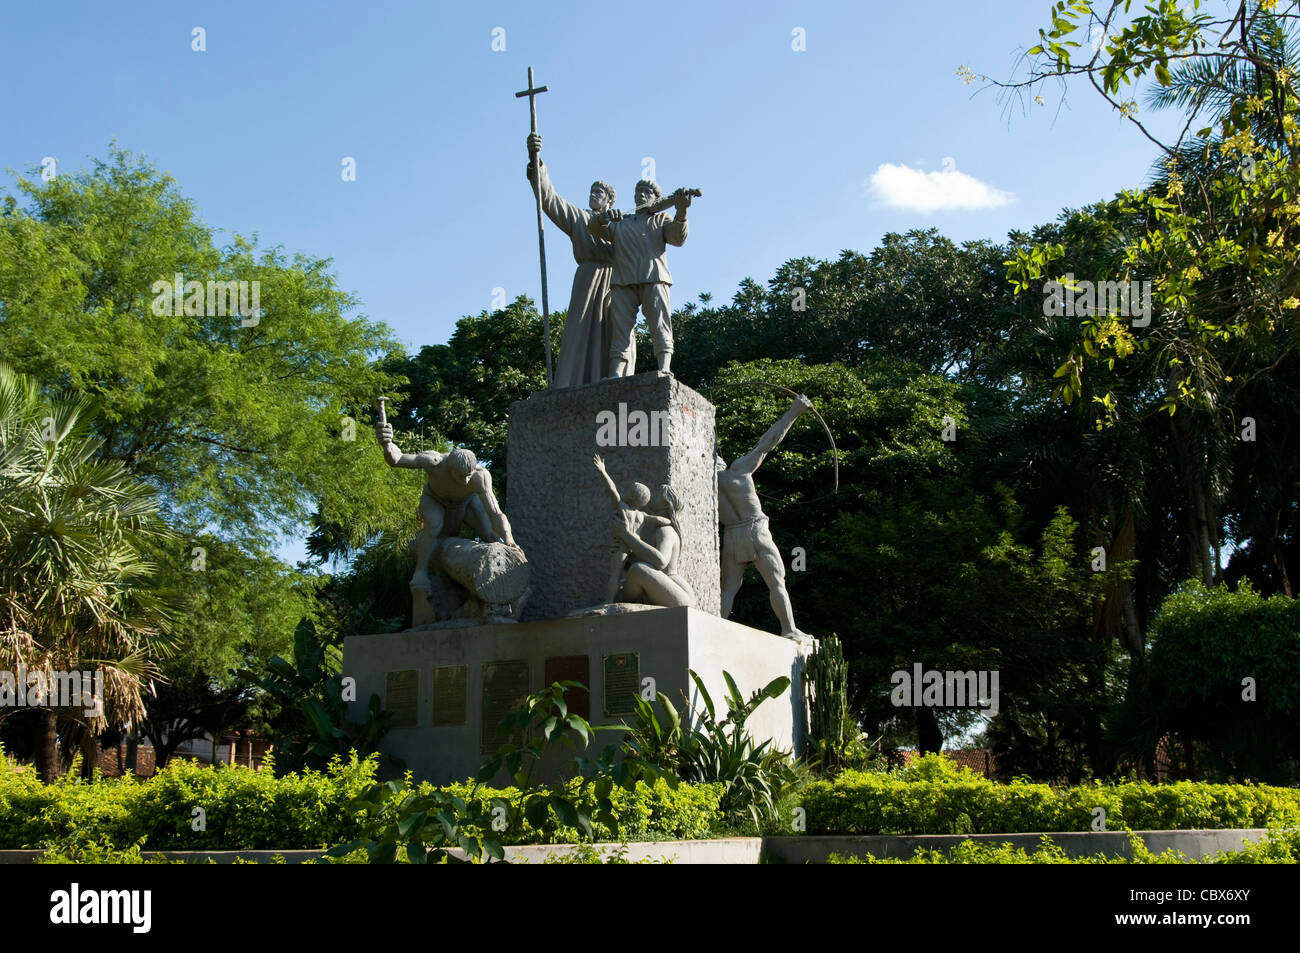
(507, 373), (720, 619)
(343, 607), (809, 785)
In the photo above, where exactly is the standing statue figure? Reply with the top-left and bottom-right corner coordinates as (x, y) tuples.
(592, 454), (670, 603)
(589, 180), (692, 377)
(376, 421), (517, 620)
(717, 395), (813, 640)
(613, 484), (694, 607)
(525, 133), (617, 387)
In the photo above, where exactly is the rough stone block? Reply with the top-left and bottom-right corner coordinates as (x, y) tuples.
(507, 373), (720, 620)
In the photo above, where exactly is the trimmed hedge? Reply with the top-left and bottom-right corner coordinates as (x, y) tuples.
(0, 754), (377, 850)
(3, 751), (1296, 851)
(800, 755), (1300, 835)
(439, 778), (724, 845)
(0, 753), (723, 850)
(828, 828), (1300, 864)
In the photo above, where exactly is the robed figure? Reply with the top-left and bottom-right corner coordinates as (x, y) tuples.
(526, 133), (617, 387)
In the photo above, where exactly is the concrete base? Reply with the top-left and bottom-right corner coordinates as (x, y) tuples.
(343, 606), (809, 785)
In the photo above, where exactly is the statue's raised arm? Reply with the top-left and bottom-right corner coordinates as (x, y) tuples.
(729, 395), (812, 475)
(376, 421), (435, 470)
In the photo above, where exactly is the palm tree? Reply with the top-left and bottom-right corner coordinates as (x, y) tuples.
(1146, 4), (1298, 156)
(0, 364), (175, 781)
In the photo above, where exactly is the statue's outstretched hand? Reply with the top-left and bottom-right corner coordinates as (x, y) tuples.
(376, 422), (394, 445)
(527, 132), (542, 154)
(792, 394), (813, 415)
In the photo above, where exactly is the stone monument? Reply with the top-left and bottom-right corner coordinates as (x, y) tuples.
(506, 371), (720, 620)
(589, 181), (696, 377)
(526, 132), (616, 388)
(718, 395), (815, 640)
(374, 413), (526, 627)
(343, 68), (813, 784)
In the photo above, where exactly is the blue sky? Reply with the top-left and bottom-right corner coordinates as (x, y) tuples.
(3, 0), (1185, 353)
(2, 0), (1185, 561)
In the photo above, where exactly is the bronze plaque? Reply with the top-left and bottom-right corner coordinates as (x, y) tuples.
(544, 655), (591, 721)
(431, 665), (467, 726)
(385, 670), (419, 728)
(480, 660), (530, 754)
(602, 652), (640, 716)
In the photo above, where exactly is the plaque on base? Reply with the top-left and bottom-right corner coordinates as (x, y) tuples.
(480, 660), (530, 754)
(385, 670), (419, 728)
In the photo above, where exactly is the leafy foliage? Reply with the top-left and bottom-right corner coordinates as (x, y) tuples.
(245, 620), (391, 776)
(0, 147), (408, 552)
(620, 671), (806, 829)
(799, 753), (1300, 835)
(805, 634), (853, 772)
(329, 680), (627, 863)
(1138, 580), (1300, 782)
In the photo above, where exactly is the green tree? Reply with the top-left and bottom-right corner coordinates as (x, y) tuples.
(670, 232), (1019, 390)
(707, 359), (1021, 755)
(994, 1), (1300, 590)
(137, 536), (319, 764)
(0, 147), (409, 552)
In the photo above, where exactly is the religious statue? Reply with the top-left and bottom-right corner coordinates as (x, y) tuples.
(717, 395), (813, 640)
(612, 484), (694, 607)
(526, 133), (617, 387)
(376, 415), (524, 625)
(589, 181), (697, 377)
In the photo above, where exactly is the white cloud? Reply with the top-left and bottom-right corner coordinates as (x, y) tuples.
(867, 161), (1015, 213)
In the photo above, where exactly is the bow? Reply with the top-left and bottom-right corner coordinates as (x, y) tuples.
(708, 380), (839, 500)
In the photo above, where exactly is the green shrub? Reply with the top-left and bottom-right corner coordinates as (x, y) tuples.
(827, 831), (1288, 864)
(1146, 581), (1300, 783)
(828, 837), (1117, 864)
(4, 746), (1295, 851)
(800, 754), (1300, 835)
(433, 777), (724, 845)
(0, 752), (378, 850)
(1210, 827), (1300, 864)
(0, 751), (725, 850)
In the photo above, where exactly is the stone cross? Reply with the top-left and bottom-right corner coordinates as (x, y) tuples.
(516, 67), (553, 387)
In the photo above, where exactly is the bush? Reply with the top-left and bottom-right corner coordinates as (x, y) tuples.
(0, 752), (380, 850)
(4, 748), (1294, 851)
(1211, 827), (1300, 864)
(800, 753), (1300, 835)
(829, 830), (1299, 864)
(1145, 581), (1300, 783)
(0, 750), (725, 850)
(428, 777), (724, 845)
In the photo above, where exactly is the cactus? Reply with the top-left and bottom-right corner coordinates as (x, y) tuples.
(805, 633), (849, 770)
